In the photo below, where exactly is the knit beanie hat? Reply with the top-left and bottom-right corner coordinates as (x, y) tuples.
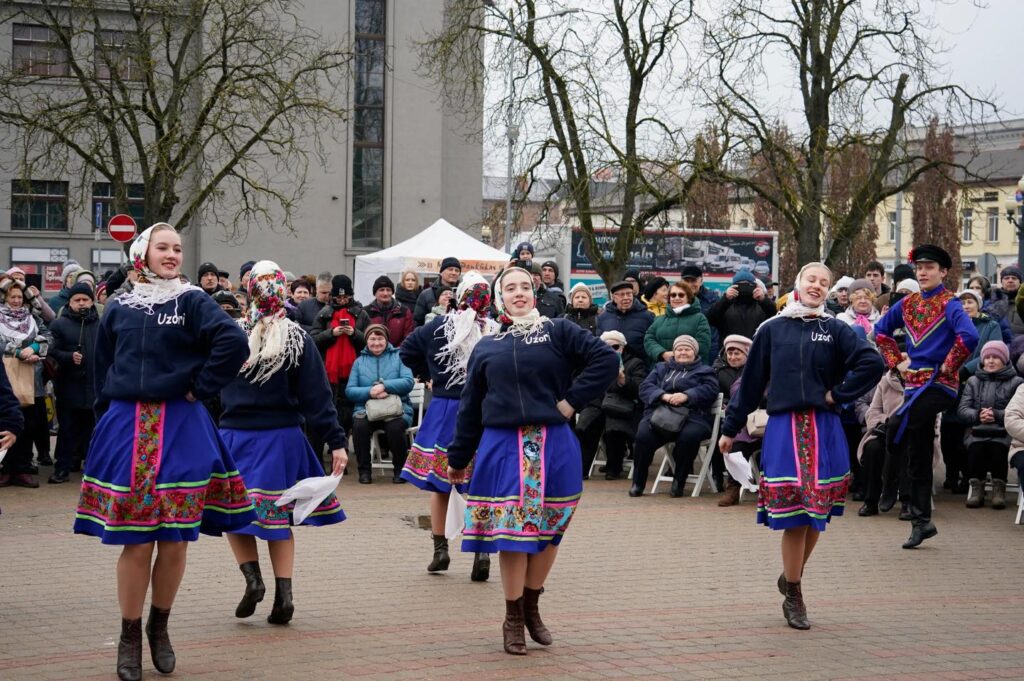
(896, 279), (920, 294)
(239, 260), (256, 279)
(1001, 266), (1024, 282)
(373, 275), (395, 294)
(67, 282), (94, 301)
(331, 274), (353, 298)
(958, 289), (983, 308)
(197, 262), (219, 279)
(6, 266), (25, 278)
(61, 260), (82, 281)
(672, 334), (699, 355)
(848, 278), (874, 296)
(732, 269), (756, 285)
(723, 334), (752, 356)
(981, 340), (1009, 365)
(568, 282), (592, 304)
(74, 270), (96, 287)
(892, 264), (914, 282)
(515, 241), (535, 256)
(541, 260), (559, 276)
(212, 289), (239, 310)
(623, 268), (642, 283)
(365, 323), (390, 343)
(440, 257), (462, 273)
(830, 275), (855, 294)
(643, 276), (669, 300)
(600, 330), (627, 347)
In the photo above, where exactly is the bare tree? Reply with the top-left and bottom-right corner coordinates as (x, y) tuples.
(705, 0), (991, 268)
(911, 117), (961, 288)
(0, 0), (350, 240)
(683, 127), (730, 230)
(419, 0), (714, 285)
(750, 124), (799, 287)
(825, 143), (881, 277)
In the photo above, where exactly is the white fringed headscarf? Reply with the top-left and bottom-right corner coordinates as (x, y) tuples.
(777, 262), (835, 320)
(435, 271), (498, 388)
(493, 267), (549, 339)
(240, 260), (305, 384)
(117, 223), (200, 314)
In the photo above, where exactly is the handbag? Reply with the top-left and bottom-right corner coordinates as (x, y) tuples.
(365, 392), (404, 422)
(601, 392), (636, 419)
(3, 356), (36, 407)
(650, 403), (689, 438)
(745, 408), (769, 438)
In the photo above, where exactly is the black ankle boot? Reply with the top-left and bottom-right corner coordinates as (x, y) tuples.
(782, 581), (810, 630)
(902, 519), (937, 549)
(878, 482), (897, 512)
(145, 605), (175, 674)
(669, 479), (684, 498)
(470, 552), (490, 582)
(117, 618), (143, 681)
(235, 561), (265, 618)
(267, 577), (294, 624)
(427, 534), (450, 572)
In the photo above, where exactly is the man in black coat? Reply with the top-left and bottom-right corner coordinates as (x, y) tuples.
(706, 270), (776, 341)
(47, 283), (99, 483)
(295, 271), (333, 333)
(414, 257), (462, 326)
(197, 262), (223, 295)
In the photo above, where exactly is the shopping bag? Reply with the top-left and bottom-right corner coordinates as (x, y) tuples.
(2, 357), (35, 406)
(275, 472), (342, 525)
(445, 490), (467, 540)
(723, 451), (758, 492)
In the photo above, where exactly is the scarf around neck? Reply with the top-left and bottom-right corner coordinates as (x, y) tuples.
(120, 223), (200, 313)
(0, 304), (37, 344)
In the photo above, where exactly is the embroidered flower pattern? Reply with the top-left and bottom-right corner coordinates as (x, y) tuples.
(404, 444), (473, 486)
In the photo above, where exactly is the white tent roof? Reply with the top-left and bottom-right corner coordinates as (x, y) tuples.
(353, 219), (510, 300)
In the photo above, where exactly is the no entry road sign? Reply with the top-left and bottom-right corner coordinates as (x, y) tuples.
(107, 214), (137, 243)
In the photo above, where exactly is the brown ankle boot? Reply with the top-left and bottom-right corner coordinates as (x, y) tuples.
(116, 618), (142, 681)
(502, 597), (527, 655)
(718, 484), (741, 507)
(145, 605), (175, 673)
(782, 581), (810, 630)
(522, 587), (552, 645)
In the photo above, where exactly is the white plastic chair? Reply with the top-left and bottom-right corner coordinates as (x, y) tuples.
(650, 393), (724, 496)
(369, 382), (426, 476)
(588, 440), (634, 479)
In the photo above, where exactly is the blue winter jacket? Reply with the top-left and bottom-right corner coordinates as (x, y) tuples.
(597, 298), (655, 361)
(345, 344), (415, 425)
(638, 359), (720, 430)
(721, 314), (884, 438)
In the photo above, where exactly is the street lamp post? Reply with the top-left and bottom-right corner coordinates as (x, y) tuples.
(1004, 174), (1024, 268)
(494, 7), (581, 255)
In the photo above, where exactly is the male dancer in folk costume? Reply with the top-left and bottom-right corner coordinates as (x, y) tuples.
(874, 245), (979, 549)
(399, 272), (498, 580)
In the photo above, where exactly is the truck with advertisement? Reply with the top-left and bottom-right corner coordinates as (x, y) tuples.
(569, 227), (779, 303)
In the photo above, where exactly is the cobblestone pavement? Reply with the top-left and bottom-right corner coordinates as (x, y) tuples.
(2, 467), (1024, 680)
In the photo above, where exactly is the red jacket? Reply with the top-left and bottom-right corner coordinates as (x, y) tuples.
(363, 300), (415, 347)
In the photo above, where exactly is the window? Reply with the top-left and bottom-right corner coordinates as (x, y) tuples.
(962, 208), (973, 242)
(11, 180), (68, 231)
(12, 24), (69, 77)
(739, 218), (749, 230)
(92, 182), (147, 231)
(351, 0), (386, 248)
(987, 207), (999, 242)
(887, 211), (897, 242)
(94, 30), (143, 81)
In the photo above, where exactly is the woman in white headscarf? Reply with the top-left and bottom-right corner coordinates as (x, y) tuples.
(219, 260), (348, 626)
(719, 262), (883, 632)
(73, 223), (254, 681)
(398, 272), (497, 580)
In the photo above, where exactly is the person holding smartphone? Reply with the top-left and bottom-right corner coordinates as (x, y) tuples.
(706, 269), (777, 343)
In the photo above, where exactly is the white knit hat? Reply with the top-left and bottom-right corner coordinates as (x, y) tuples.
(896, 279), (921, 294)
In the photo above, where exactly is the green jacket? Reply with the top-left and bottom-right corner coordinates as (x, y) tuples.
(643, 304), (712, 365)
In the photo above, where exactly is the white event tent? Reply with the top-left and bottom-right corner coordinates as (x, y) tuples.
(353, 219), (511, 300)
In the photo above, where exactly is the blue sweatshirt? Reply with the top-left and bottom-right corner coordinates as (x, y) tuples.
(447, 318), (620, 470)
(219, 332), (347, 450)
(398, 315), (462, 399)
(721, 314), (884, 438)
(0, 366), (24, 435)
(94, 290), (249, 416)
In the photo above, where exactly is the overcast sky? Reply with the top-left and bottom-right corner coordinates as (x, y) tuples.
(482, 0), (1024, 176)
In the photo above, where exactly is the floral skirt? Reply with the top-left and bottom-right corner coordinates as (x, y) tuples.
(74, 400), (256, 545)
(757, 409), (850, 531)
(399, 396), (471, 494)
(220, 425), (345, 541)
(462, 423), (581, 554)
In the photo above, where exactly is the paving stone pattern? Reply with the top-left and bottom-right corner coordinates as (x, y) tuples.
(1, 472), (1023, 680)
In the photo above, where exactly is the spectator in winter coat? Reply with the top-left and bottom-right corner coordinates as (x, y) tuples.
(826, 275), (853, 316)
(574, 330), (648, 479)
(597, 281), (655, 360)
(957, 341), (1023, 510)
(213, 290), (241, 319)
(295, 272), (332, 333)
(362, 275), (415, 347)
(515, 241), (535, 264)
(959, 289), (1004, 373)
(414, 257), (462, 326)
(46, 260), (83, 312)
(644, 282), (712, 365)
(289, 277), (313, 306)
(218, 270), (233, 291)
(47, 283), (99, 483)
(563, 282), (600, 336)
(835, 279), (880, 335)
(623, 268), (642, 296)
(707, 270), (776, 341)
(863, 260), (890, 298)
(528, 262), (565, 318)
(629, 334), (720, 498)
(1000, 383), (1024, 500)
(855, 365), (906, 517)
(197, 262), (222, 295)
(540, 261), (564, 294)
(345, 324), (414, 484)
(424, 288), (453, 325)
(713, 334), (754, 507)
(681, 265), (721, 358)
(5, 268), (56, 323)
(239, 260), (256, 291)
(966, 276), (1013, 343)
(641, 276), (669, 317)
(875, 263), (914, 312)
(396, 270), (421, 309)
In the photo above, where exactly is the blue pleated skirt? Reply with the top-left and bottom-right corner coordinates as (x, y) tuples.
(74, 399), (256, 545)
(462, 423), (581, 554)
(399, 396), (471, 494)
(220, 425), (346, 541)
(757, 409), (850, 531)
